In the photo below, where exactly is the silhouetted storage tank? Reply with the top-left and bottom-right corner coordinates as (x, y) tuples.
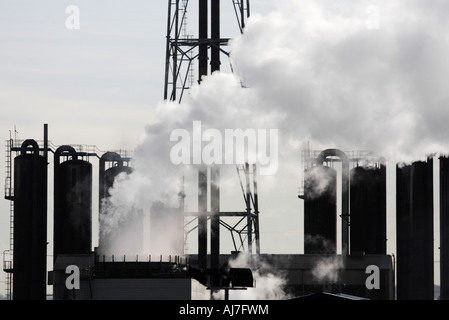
(54, 146), (92, 262)
(304, 165), (337, 254)
(13, 140), (47, 300)
(396, 159), (434, 300)
(440, 156), (449, 300)
(98, 152), (142, 256)
(350, 165), (386, 254)
(99, 152), (133, 201)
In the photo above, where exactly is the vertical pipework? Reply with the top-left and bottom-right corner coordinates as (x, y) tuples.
(317, 149), (350, 255)
(210, 0), (220, 73)
(172, 0), (180, 100)
(211, 166), (220, 270)
(198, 166), (208, 269)
(198, 0), (208, 82)
(245, 163), (252, 254)
(163, 0), (172, 100)
(341, 163), (349, 256)
(253, 164), (260, 255)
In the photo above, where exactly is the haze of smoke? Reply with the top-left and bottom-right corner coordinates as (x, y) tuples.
(304, 166), (336, 200)
(311, 255), (344, 283)
(304, 235), (336, 254)
(213, 253), (292, 300)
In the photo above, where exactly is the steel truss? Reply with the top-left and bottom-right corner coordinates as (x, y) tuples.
(164, 0), (250, 103)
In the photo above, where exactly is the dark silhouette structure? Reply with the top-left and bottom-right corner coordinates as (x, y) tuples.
(396, 159), (434, 300)
(440, 156), (449, 300)
(12, 139), (47, 300)
(350, 165), (387, 255)
(164, 0), (250, 103)
(54, 146), (92, 263)
(303, 165), (337, 254)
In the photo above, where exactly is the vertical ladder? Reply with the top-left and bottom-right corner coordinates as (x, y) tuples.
(4, 138), (14, 300)
(9, 201), (14, 251)
(4, 139), (14, 249)
(4, 139), (12, 199)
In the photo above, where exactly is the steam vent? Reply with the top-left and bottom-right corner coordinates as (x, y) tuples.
(2, 0), (448, 303)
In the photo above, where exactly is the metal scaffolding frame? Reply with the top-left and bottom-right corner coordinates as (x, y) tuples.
(182, 163), (260, 258)
(165, 0), (257, 267)
(164, 0), (250, 103)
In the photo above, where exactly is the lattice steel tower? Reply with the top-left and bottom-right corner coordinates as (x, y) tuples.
(163, 1), (259, 267)
(164, 0), (250, 103)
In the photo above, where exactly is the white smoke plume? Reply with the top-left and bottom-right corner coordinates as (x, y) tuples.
(99, 0), (449, 255)
(230, 0), (449, 164)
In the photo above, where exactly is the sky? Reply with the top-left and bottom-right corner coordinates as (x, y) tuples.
(1, 0), (449, 298)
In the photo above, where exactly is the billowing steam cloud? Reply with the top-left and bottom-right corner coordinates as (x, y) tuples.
(100, 0), (449, 256)
(230, 0), (449, 163)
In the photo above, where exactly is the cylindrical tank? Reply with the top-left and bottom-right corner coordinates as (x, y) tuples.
(99, 152), (133, 201)
(350, 165), (386, 255)
(396, 160), (434, 300)
(440, 156), (449, 300)
(103, 165), (133, 198)
(98, 152), (141, 256)
(303, 165), (337, 254)
(54, 146), (92, 261)
(13, 139), (47, 300)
